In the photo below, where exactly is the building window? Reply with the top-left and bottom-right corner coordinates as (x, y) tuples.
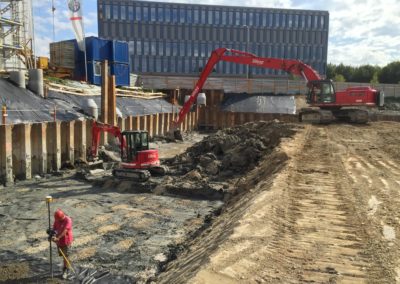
(242, 11), (247, 25)
(268, 13), (273, 27)
(248, 12), (253, 25)
(228, 11), (233, 25)
(143, 7), (149, 21)
(194, 9), (199, 23)
(187, 8), (192, 22)
(207, 10), (213, 24)
(135, 7), (141, 21)
(222, 11), (227, 25)
(235, 11), (240, 25)
(172, 42), (178, 56)
(164, 7), (170, 22)
(166, 42), (171, 56)
(120, 5), (126, 20)
(288, 14), (293, 28)
(172, 8), (178, 22)
(187, 42), (192, 56)
(274, 13), (279, 27)
(105, 4), (111, 20)
(150, 7), (156, 21)
(214, 10), (220, 25)
(201, 10), (206, 24)
(112, 5), (119, 20)
(307, 15), (311, 28)
(179, 8), (186, 23)
(281, 14), (286, 27)
(128, 6), (134, 20)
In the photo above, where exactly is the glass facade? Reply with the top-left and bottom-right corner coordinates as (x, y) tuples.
(98, 0), (329, 77)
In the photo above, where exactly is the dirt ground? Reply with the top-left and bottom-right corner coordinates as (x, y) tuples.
(158, 121), (400, 283)
(2, 121), (400, 283)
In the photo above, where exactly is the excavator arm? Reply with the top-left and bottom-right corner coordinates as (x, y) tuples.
(91, 120), (125, 158)
(173, 47), (322, 127)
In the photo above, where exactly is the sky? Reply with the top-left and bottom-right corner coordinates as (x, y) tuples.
(33, 0), (400, 67)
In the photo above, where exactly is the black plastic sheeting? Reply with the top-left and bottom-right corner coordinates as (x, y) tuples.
(220, 93), (296, 114)
(48, 91), (178, 117)
(0, 79), (82, 124)
(0, 78), (178, 124)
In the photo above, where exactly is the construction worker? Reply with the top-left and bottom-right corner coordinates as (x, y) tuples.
(52, 209), (73, 279)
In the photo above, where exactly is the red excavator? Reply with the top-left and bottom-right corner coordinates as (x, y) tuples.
(172, 48), (384, 126)
(90, 120), (168, 182)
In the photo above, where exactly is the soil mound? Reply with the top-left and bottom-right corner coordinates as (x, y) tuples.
(160, 121), (300, 198)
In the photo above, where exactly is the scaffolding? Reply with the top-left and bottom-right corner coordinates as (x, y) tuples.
(0, 0), (34, 71)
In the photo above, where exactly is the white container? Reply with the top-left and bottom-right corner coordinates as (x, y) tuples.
(197, 92), (206, 106)
(82, 98), (98, 119)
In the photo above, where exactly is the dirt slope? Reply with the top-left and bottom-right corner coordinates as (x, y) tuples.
(158, 122), (400, 283)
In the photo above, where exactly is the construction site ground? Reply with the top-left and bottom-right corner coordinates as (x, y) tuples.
(2, 121), (400, 283)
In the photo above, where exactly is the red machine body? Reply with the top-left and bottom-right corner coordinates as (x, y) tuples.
(172, 48), (384, 125)
(121, 149), (160, 169)
(90, 121), (167, 181)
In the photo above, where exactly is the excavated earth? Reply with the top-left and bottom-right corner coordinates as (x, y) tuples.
(2, 120), (400, 283)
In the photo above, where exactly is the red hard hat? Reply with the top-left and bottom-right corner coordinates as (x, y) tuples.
(54, 209), (65, 220)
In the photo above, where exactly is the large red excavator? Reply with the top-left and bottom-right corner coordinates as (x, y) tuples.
(172, 48), (384, 126)
(90, 121), (168, 182)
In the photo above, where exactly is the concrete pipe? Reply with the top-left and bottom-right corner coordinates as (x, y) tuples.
(28, 69), (44, 97)
(9, 71), (26, 88)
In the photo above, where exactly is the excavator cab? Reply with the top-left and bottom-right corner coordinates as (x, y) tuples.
(307, 80), (336, 104)
(121, 131), (149, 163)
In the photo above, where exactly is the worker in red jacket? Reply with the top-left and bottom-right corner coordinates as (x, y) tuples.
(52, 209), (73, 279)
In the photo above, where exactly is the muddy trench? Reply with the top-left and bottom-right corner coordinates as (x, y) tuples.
(0, 121), (298, 283)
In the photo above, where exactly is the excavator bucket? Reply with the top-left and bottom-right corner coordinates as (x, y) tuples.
(174, 129), (183, 141)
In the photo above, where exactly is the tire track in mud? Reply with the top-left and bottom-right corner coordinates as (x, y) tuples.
(259, 126), (373, 283)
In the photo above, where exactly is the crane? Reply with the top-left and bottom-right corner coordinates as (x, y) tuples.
(172, 48), (384, 126)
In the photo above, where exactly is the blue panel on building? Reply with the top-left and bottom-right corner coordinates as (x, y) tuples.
(112, 40), (129, 63)
(111, 63), (130, 86)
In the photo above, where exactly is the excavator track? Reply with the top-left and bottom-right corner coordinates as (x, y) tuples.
(299, 108), (335, 124)
(299, 108), (369, 124)
(112, 168), (151, 182)
(149, 165), (169, 176)
(332, 108), (369, 123)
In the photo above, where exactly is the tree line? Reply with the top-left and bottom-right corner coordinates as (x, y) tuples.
(326, 62), (400, 84)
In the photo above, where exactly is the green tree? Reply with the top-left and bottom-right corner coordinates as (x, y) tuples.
(370, 72), (379, 84)
(335, 63), (355, 82)
(353, 65), (380, 83)
(333, 74), (346, 82)
(379, 61), (400, 84)
(326, 63), (336, 80)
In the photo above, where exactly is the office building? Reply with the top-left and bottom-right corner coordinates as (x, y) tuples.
(98, 1), (329, 77)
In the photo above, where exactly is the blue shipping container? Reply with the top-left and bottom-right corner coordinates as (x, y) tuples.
(74, 60), (102, 85)
(111, 40), (129, 63)
(75, 37), (111, 62)
(111, 63), (130, 86)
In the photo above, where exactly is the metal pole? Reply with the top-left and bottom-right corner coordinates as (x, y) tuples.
(51, 0), (55, 42)
(46, 196), (53, 279)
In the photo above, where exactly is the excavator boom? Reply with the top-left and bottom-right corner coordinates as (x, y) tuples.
(173, 48), (321, 127)
(173, 47), (383, 126)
